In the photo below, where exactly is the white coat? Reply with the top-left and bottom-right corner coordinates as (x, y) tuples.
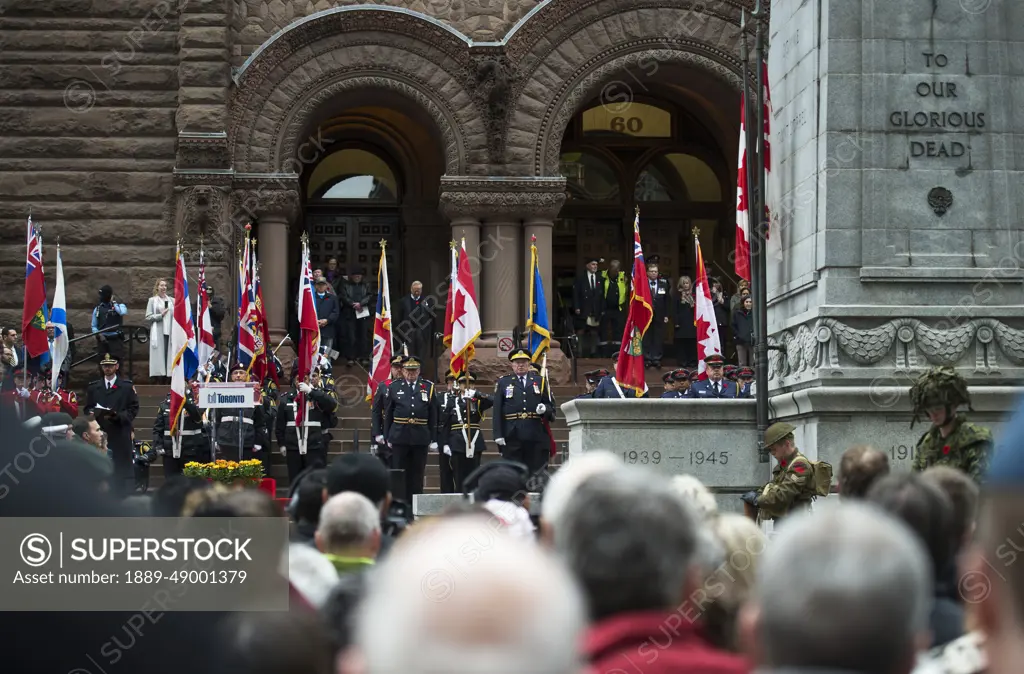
(146, 294), (175, 376)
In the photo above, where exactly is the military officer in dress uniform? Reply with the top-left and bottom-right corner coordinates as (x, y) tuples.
(659, 371), (679, 398)
(660, 370), (691, 398)
(211, 364), (268, 475)
(276, 365), (338, 484)
(382, 355), (437, 506)
(910, 367), (992, 482)
(592, 371), (643, 398)
(371, 354), (405, 466)
(153, 378), (207, 477)
(492, 348), (556, 476)
(576, 369), (608, 399)
(440, 373), (493, 493)
(433, 371), (458, 493)
(741, 422), (817, 521)
(736, 366), (755, 398)
(84, 353), (140, 494)
(1, 364), (44, 421)
(260, 358), (282, 456)
(686, 354), (738, 398)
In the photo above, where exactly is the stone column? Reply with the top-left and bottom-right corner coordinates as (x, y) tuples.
(481, 220), (521, 336)
(523, 219), (554, 324)
(260, 213), (290, 340)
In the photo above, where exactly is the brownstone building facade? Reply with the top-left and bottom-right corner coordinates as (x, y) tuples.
(0, 0), (745, 369)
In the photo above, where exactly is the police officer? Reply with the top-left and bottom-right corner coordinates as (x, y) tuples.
(382, 355), (437, 506)
(660, 370), (691, 398)
(84, 353), (140, 493)
(212, 364), (268, 474)
(440, 373), (493, 493)
(276, 365), (338, 484)
(154, 378), (207, 477)
(741, 422), (817, 521)
(736, 366), (755, 398)
(659, 370), (678, 398)
(592, 371), (642, 398)
(686, 354), (738, 398)
(371, 354), (405, 467)
(492, 348), (555, 476)
(910, 366), (992, 482)
(576, 369), (607, 399)
(434, 371), (458, 493)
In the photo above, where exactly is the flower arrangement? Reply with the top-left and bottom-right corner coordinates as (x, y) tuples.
(183, 459), (265, 485)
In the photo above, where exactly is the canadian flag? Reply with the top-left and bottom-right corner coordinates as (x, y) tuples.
(735, 97), (751, 282)
(448, 238), (480, 376)
(694, 234), (722, 380)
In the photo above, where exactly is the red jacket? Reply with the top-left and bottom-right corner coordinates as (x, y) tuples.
(584, 611), (749, 674)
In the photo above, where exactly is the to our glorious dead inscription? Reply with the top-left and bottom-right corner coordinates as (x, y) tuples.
(889, 52), (985, 159)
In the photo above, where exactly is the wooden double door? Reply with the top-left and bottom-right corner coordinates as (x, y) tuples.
(305, 210), (401, 281)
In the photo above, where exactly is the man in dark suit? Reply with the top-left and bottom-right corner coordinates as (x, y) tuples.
(313, 278), (340, 357)
(382, 356), (437, 506)
(686, 354), (738, 398)
(339, 267), (373, 367)
(396, 281), (436, 363)
(573, 257), (604, 357)
(642, 261), (672, 368)
(492, 348), (555, 477)
(84, 353), (140, 494)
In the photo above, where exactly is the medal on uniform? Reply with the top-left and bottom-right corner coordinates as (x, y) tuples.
(420, 390), (428, 402)
(532, 383), (540, 394)
(505, 385), (514, 398)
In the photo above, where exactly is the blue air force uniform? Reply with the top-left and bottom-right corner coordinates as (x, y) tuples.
(685, 354), (738, 398)
(593, 376), (642, 398)
(492, 348), (555, 475)
(382, 356), (437, 505)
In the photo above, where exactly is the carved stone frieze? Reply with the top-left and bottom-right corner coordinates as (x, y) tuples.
(767, 317), (1024, 384)
(169, 185), (233, 263)
(230, 185), (301, 223)
(438, 176), (566, 220)
(177, 131), (231, 171)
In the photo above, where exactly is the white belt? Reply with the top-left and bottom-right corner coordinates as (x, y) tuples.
(220, 416), (253, 424)
(286, 421), (321, 427)
(165, 429), (203, 436)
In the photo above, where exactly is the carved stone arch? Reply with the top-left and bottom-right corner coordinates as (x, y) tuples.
(535, 45), (744, 175)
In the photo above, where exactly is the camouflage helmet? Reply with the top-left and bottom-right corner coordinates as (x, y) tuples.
(909, 366), (972, 427)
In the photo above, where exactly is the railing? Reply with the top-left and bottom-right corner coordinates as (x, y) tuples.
(68, 325), (149, 381)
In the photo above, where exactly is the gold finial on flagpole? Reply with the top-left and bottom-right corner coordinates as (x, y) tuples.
(449, 239), (458, 250)
(379, 238), (387, 250)
(531, 234), (537, 244)
(635, 204), (640, 217)
(692, 225), (701, 240)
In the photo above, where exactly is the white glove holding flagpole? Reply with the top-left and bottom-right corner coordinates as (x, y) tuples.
(297, 382), (312, 394)
(443, 445), (451, 456)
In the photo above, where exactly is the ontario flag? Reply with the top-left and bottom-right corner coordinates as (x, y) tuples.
(169, 245), (199, 440)
(295, 237), (320, 439)
(22, 216), (49, 359)
(448, 238), (480, 377)
(253, 265), (276, 386)
(614, 210), (653, 394)
(694, 234), (723, 380)
(196, 247), (215, 368)
(366, 245), (393, 401)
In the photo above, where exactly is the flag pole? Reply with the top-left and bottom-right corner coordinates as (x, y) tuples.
(751, 0), (770, 464)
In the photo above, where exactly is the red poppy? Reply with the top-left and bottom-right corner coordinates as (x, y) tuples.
(942, 445), (951, 455)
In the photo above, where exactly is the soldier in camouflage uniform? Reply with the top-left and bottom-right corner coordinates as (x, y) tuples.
(741, 422), (817, 521)
(910, 367), (992, 482)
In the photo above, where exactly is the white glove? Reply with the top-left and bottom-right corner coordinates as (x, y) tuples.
(495, 437), (506, 447)
(253, 444), (262, 452)
(375, 435), (384, 443)
(462, 388), (476, 398)
(428, 442), (438, 450)
(443, 445), (452, 456)
(279, 445), (287, 456)
(17, 388), (30, 399)
(536, 403), (547, 415)
(297, 382), (312, 394)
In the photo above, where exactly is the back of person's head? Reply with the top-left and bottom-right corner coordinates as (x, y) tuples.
(866, 472), (956, 576)
(702, 513), (767, 651)
(152, 475), (212, 517)
(922, 466), (979, 555)
(353, 517), (585, 674)
(192, 488), (281, 518)
(326, 453), (390, 508)
(671, 473), (719, 519)
(539, 450), (621, 542)
(744, 503), (932, 674)
(316, 491), (382, 556)
(839, 444), (890, 498)
(216, 610), (334, 674)
(286, 542), (339, 610)
(294, 468), (327, 524)
(555, 465), (700, 621)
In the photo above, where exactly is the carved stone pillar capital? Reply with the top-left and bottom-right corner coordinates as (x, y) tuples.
(438, 176), (566, 222)
(231, 174), (301, 223)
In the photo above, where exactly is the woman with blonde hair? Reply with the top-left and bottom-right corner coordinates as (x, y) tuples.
(701, 513), (768, 652)
(145, 277), (174, 382)
(674, 275), (697, 367)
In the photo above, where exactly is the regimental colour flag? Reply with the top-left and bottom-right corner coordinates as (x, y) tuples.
(253, 264), (276, 386)
(295, 237), (320, 443)
(249, 242), (266, 377)
(366, 245), (393, 401)
(49, 245), (69, 391)
(614, 210), (653, 394)
(169, 245), (199, 441)
(196, 247), (216, 368)
(22, 216), (49, 359)
(694, 233), (723, 380)
(448, 238), (481, 377)
(526, 237), (550, 362)
(734, 97), (751, 282)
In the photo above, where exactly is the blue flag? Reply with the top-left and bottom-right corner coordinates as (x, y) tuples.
(526, 243), (550, 361)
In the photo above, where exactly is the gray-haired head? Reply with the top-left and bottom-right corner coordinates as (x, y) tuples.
(554, 465), (702, 621)
(316, 491), (382, 556)
(539, 450), (622, 543)
(354, 516), (585, 674)
(748, 502), (932, 673)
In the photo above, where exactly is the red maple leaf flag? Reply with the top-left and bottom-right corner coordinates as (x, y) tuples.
(735, 97), (751, 282)
(614, 210), (653, 394)
(442, 242), (457, 355)
(449, 238), (480, 377)
(694, 233), (723, 380)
